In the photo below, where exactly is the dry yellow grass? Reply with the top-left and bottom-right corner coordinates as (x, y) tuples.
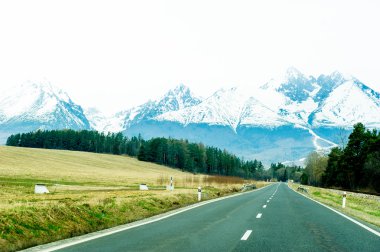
(0, 146), (264, 251)
(0, 146), (252, 188)
(0, 146), (196, 186)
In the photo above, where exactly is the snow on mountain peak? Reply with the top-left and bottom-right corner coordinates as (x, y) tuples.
(160, 84), (201, 111)
(0, 81), (59, 118)
(312, 80), (380, 128)
(285, 66), (304, 80)
(329, 71), (355, 83)
(154, 69), (380, 132)
(172, 83), (189, 94)
(84, 107), (125, 133)
(0, 80), (89, 130)
(157, 86), (266, 131)
(108, 84), (203, 131)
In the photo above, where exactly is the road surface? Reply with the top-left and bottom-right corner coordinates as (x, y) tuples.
(51, 183), (379, 251)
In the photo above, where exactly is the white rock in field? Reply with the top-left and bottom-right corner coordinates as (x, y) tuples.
(34, 184), (49, 194)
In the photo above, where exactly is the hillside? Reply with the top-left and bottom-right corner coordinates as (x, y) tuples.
(0, 146), (192, 186)
(0, 146), (258, 251)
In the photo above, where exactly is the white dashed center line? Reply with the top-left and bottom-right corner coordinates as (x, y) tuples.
(241, 230), (252, 240)
(263, 205), (267, 208)
(256, 213), (262, 218)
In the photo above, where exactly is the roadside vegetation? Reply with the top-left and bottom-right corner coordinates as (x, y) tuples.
(300, 123), (380, 194)
(0, 146), (264, 252)
(268, 123), (380, 194)
(288, 182), (380, 228)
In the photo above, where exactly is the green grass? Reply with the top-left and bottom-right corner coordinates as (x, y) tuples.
(289, 183), (380, 228)
(0, 146), (265, 251)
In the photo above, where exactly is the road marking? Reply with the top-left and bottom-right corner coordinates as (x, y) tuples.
(256, 213), (262, 218)
(241, 230), (252, 241)
(267, 200), (270, 203)
(288, 184), (380, 238)
(263, 205), (267, 208)
(25, 184), (276, 252)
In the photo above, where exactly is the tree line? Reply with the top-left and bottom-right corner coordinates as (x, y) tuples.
(301, 123), (380, 193)
(6, 130), (142, 156)
(268, 163), (304, 183)
(6, 129), (265, 179)
(137, 137), (266, 178)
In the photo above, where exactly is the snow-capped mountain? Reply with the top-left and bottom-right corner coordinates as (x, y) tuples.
(82, 84), (202, 133)
(156, 87), (250, 129)
(310, 79), (380, 128)
(154, 68), (380, 131)
(1, 69), (379, 165)
(84, 107), (125, 133)
(155, 87), (290, 130)
(0, 81), (90, 142)
(121, 84), (202, 129)
(122, 68), (380, 164)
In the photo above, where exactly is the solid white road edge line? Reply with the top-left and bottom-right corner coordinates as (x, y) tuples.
(24, 183), (278, 252)
(256, 213), (262, 218)
(241, 230), (252, 241)
(288, 184), (380, 237)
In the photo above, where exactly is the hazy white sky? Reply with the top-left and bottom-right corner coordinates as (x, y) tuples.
(0, 0), (379, 114)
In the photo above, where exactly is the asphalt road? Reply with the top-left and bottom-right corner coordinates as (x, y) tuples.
(54, 183), (380, 252)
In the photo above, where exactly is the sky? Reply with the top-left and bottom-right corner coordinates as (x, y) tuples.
(0, 0), (379, 114)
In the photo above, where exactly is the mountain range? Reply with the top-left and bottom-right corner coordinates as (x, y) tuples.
(1, 68), (379, 165)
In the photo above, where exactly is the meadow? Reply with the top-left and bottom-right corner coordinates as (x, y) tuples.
(288, 182), (380, 228)
(0, 146), (263, 251)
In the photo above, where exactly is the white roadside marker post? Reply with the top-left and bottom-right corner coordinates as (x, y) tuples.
(170, 176), (173, 191)
(342, 191), (347, 208)
(198, 186), (202, 201)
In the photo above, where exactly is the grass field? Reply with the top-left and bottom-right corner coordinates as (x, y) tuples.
(288, 182), (380, 228)
(0, 146), (264, 251)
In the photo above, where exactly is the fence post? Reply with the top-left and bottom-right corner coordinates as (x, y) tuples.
(342, 191), (346, 208)
(170, 176), (173, 191)
(198, 186), (202, 201)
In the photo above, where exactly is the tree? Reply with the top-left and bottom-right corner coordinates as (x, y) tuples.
(321, 123), (380, 192)
(300, 172), (308, 185)
(137, 142), (148, 161)
(363, 152), (380, 192)
(336, 127), (349, 149)
(341, 123), (370, 189)
(304, 152), (328, 186)
(322, 147), (343, 187)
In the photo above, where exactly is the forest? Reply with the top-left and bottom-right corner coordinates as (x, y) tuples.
(302, 123), (380, 193)
(6, 129), (266, 179)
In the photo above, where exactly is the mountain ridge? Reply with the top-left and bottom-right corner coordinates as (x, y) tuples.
(1, 69), (379, 164)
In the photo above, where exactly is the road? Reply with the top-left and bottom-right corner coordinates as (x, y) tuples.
(53, 183), (379, 252)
